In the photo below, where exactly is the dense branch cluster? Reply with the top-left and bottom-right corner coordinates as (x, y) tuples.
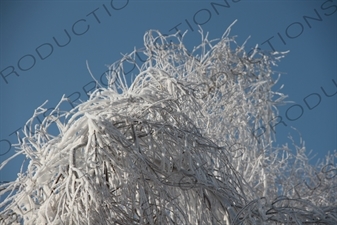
(1, 24), (336, 224)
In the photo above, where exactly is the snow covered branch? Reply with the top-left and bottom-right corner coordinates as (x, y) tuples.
(1, 24), (336, 224)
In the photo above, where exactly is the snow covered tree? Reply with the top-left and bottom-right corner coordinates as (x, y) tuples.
(1, 23), (336, 224)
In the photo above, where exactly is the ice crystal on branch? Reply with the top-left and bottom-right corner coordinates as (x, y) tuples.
(1, 23), (336, 224)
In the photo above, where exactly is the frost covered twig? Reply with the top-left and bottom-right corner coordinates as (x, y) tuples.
(0, 25), (336, 224)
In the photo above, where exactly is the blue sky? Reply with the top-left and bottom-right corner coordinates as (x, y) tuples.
(1, 0), (336, 183)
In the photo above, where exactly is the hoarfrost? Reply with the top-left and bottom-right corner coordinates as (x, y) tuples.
(1, 24), (336, 224)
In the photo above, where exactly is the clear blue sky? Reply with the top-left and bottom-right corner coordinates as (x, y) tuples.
(1, 0), (336, 183)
